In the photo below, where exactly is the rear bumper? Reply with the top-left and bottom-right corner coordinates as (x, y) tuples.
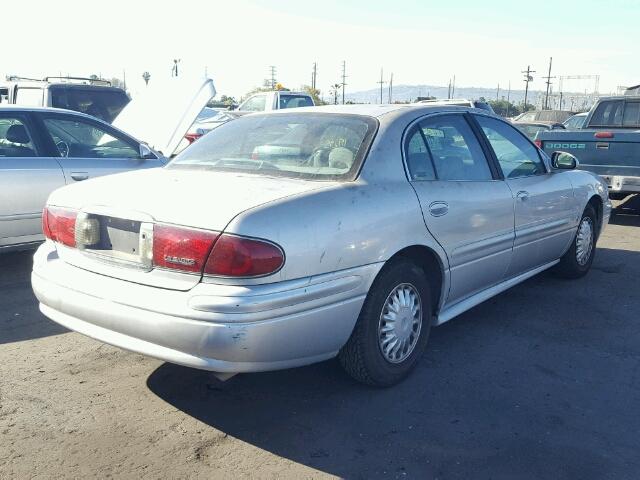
(32, 242), (379, 373)
(601, 175), (640, 194)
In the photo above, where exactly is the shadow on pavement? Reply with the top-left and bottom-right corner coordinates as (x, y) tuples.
(610, 194), (640, 227)
(0, 249), (68, 344)
(147, 248), (640, 479)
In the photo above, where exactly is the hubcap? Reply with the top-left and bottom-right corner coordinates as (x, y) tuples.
(378, 283), (422, 364)
(576, 216), (594, 266)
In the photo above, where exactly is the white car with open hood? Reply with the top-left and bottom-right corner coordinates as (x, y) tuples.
(32, 104), (611, 386)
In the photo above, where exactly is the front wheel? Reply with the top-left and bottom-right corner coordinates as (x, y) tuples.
(338, 259), (432, 387)
(553, 204), (597, 279)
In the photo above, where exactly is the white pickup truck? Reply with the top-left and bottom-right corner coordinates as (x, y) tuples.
(237, 90), (315, 112)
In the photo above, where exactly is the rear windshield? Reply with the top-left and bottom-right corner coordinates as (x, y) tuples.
(279, 95), (314, 109)
(50, 86), (130, 123)
(169, 113), (378, 181)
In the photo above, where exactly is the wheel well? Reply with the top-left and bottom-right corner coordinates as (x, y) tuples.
(587, 195), (603, 238)
(388, 245), (444, 315)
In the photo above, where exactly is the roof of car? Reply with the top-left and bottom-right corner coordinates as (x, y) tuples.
(261, 103), (481, 119)
(0, 104), (93, 115)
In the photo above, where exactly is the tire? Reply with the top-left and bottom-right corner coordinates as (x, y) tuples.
(338, 259), (432, 387)
(553, 204), (597, 279)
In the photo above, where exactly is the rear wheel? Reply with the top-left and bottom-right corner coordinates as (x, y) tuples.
(339, 259), (432, 387)
(553, 204), (597, 279)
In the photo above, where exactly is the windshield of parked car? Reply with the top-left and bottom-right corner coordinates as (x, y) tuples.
(49, 86), (130, 123)
(169, 113), (377, 181)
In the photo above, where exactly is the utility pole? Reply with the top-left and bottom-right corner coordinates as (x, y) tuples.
(506, 81), (511, 117)
(452, 75), (456, 98)
(172, 59), (181, 77)
(341, 60), (347, 104)
(522, 65), (535, 110)
(377, 68), (385, 104)
(311, 62), (317, 90)
(447, 79), (452, 99)
(496, 83), (500, 101)
(388, 72), (394, 103)
(543, 57), (555, 110)
(268, 66), (277, 89)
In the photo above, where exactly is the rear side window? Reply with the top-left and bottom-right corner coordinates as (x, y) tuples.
(15, 87), (44, 106)
(404, 128), (436, 180)
(413, 114), (492, 181)
(476, 116), (546, 178)
(622, 102), (640, 127)
(279, 95), (314, 109)
(0, 117), (37, 157)
(590, 100), (624, 127)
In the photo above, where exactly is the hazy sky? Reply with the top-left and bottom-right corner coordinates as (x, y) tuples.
(3, 0), (637, 99)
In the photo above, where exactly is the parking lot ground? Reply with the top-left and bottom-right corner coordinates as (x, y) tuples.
(1, 197), (640, 479)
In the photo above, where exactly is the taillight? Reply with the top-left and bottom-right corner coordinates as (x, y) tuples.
(184, 133), (202, 144)
(152, 224), (218, 273)
(42, 206), (77, 247)
(204, 234), (284, 277)
(594, 131), (614, 139)
(534, 139), (543, 148)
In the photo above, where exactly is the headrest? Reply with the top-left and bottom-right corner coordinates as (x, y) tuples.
(6, 124), (30, 144)
(328, 147), (354, 170)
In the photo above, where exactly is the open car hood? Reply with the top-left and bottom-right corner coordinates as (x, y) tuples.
(112, 77), (216, 157)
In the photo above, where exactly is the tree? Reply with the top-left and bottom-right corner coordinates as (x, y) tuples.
(487, 99), (536, 118)
(300, 85), (325, 105)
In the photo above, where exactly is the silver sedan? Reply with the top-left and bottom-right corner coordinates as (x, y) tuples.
(32, 105), (611, 386)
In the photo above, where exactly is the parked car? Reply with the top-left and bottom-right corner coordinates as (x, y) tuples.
(514, 121), (565, 141)
(537, 95), (640, 200)
(416, 98), (495, 114)
(1, 78), (215, 252)
(32, 104), (611, 386)
(513, 110), (575, 124)
(236, 90), (315, 112)
(562, 112), (588, 130)
(0, 76), (130, 123)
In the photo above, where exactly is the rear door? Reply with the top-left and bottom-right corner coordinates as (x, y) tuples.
(0, 112), (65, 245)
(35, 112), (163, 183)
(474, 114), (578, 276)
(405, 113), (515, 305)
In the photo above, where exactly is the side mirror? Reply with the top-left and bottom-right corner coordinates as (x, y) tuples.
(551, 151), (578, 170)
(139, 143), (157, 160)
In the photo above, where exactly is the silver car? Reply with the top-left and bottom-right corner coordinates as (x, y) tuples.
(1, 78), (216, 252)
(32, 105), (611, 386)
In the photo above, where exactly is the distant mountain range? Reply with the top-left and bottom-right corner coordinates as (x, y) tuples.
(343, 84), (544, 104)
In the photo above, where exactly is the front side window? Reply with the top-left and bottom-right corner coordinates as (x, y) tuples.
(170, 113), (377, 181)
(476, 115), (546, 178)
(416, 115), (492, 181)
(239, 94), (267, 112)
(42, 117), (139, 159)
(0, 117), (37, 157)
(279, 95), (314, 109)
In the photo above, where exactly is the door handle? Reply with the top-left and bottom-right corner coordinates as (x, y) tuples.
(70, 172), (89, 181)
(428, 201), (449, 217)
(516, 190), (529, 201)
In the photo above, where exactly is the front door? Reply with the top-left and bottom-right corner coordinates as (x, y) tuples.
(0, 113), (65, 245)
(474, 115), (578, 277)
(405, 113), (515, 306)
